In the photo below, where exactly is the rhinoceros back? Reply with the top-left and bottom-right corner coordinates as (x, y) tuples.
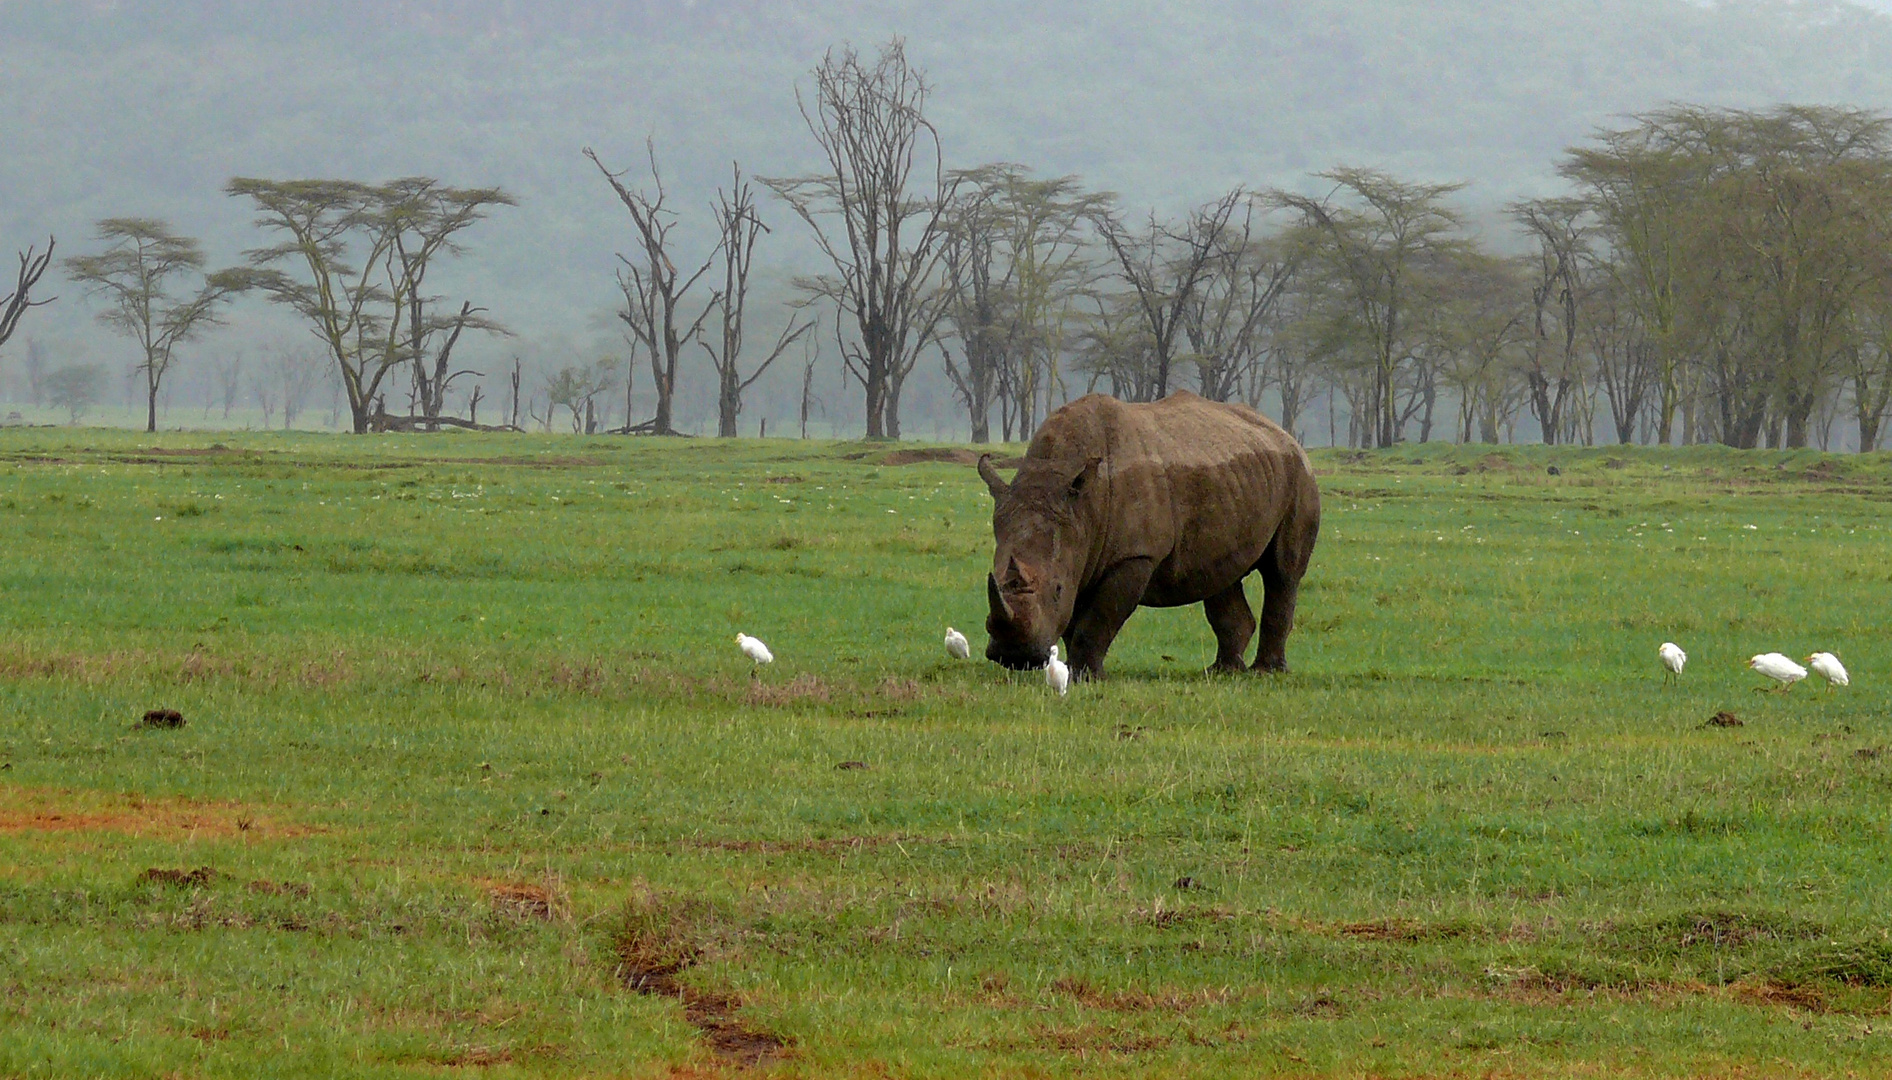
(1027, 392), (1317, 607)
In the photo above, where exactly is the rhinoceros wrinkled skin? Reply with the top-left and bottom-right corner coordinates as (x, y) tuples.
(978, 391), (1320, 680)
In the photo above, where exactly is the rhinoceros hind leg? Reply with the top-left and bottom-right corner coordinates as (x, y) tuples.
(1252, 543), (1302, 674)
(1065, 557), (1155, 681)
(1203, 581), (1256, 673)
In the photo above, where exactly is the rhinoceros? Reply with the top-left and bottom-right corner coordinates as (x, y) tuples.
(978, 391), (1320, 679)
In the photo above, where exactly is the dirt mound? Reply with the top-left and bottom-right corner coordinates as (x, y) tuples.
(139, 866), (218, 887)
(879, 447), (1022, 468)
(140, 708), (185, 729)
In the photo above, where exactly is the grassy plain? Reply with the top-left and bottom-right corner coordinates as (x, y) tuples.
(0, 429), (1888, 1078)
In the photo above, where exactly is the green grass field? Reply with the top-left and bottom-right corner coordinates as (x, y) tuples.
(0, 429), (1888, 1078)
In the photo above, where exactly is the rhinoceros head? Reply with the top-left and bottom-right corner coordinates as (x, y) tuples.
(978, 453), (1100, 670)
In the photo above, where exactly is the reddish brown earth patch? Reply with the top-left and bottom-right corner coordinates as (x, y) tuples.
(614, 895), (789, 1069)
(481, 879), (566, 922)
(0, 788), (312, 839)
(686, 834), (917, 855)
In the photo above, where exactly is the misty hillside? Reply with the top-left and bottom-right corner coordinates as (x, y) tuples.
(6, 0), (1892, 432)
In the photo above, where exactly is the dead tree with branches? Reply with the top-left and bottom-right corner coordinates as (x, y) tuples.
(703, 164), (812, 437)
(764, 40), (958, 439)
(587, 143), (714, 436)
(1, 238), (56, 355)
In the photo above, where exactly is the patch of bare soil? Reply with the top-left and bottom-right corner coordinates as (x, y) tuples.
(0, 788), (311, 839)
(1033, 1024), (1171, 1054)
(1732, 979), (1835, 1013)
(482, 879), (568, 923)
(1049, 975), (1234, 1014)
(247, 879), (312, 898)
(1705, 711), (1744, 728)
(1336, 918), (1435, 943)
(614, 889), (788, 1069)
(745, 672), (830, 707)
(686, 834), (915, 855)
(878, 447), (1022, 467)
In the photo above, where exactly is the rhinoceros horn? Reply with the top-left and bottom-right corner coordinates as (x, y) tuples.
(977, 453), (1009, 499)
(987, 572), (1013, 622)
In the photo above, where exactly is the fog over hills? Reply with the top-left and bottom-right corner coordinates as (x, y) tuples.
(6, 0), (1892, 434)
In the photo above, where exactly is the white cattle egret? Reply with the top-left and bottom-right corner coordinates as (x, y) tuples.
(1658, 642), (1686, 683)
(1807, 652), (1850, 688)
(735, 633), (774, 665)
(1748, 652), (1806, 692)
(1045, 644), (1070, 696)
(944, 627), (971, 661)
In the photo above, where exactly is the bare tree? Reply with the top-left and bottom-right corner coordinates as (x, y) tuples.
(702, 164), (812, 437)
(798, 333), (826, 439)
(1091, 188), (1246, 401)
(587, 143), (715, 436)
(1, 238), (55, 355)
(63, 220), (242, 433)
(764, 40), (959, 439)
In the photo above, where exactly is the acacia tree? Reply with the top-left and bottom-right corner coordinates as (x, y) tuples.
(1512, 198), (1592, 444)
(385, 178), (515, 421)
(1, 238), (55, 355)
(764, 39), (958, 439)
(702, 164), (811, 437)
(226, 177), (511, 433)
(1274, 168), (1467, 448)
(940, 165), (1100, 442)
(63, 220), (242, 433)
(1181, 206), (1298, 404)
(587, 143), (715, 436)
(1090, 188), (1245, 401)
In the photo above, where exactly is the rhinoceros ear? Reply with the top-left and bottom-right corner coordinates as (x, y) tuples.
(977, 454), (1009, 499)
(1066, 456), (1103, 500)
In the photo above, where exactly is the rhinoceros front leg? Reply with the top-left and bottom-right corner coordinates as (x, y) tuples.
(1202, 580), (1256, 674)
(1064, 557), (1155, 681)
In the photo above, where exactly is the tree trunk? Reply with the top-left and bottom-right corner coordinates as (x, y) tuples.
(718, 362), (740, 438)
